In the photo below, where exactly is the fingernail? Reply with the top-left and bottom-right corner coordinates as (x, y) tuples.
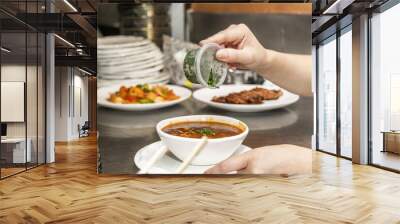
(216, 50), (228, 60)
(199, 39), (209, 46)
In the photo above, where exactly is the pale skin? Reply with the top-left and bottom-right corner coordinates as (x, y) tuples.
(204, 145), (312, 175)
(200, 23), (312, 97)
(200, 24), (312, 175)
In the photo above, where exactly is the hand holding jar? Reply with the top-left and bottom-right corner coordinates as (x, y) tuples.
(198, 23), (312, 96)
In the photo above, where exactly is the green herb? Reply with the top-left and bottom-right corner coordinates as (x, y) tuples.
(185, 51), (195, 65)
(207, 68), (219, 87)
(142, 84), (151, 92)
(183, 50), (197, 83)
(194, 128), (216, 136)
(138, 99), (154, 104)
(136, 84), (151, 92)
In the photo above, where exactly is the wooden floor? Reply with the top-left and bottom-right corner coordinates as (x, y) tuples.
(1, 167), (26, 178)
(1, 136), (400, 224)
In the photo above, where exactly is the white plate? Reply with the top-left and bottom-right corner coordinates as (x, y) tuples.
(134, 141), (252, 174)
(99, 60), (164, 75)
(98, 52), (163, 66)
(98, 45), (161, 59)
(97, 84), (191, 111)
(98, 41), (153, 50)
(97, 71), (170, 87)
(99, 64), (165, 79)
(99, 70), (168, 80)
(193, 84), (299, 112)
(97, 77), (170, 88)
(97, 36), (150, 49)
(99, 72), (169, 82)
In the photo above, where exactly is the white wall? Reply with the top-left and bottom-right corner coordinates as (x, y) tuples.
(1, 82), (25, 122)
(1, 65), (25, 132)
(1, 63), (46, 164)
(71, 74), (89, 138)
(54, 67), (89, 141)
(55, 66), (70, 141)
(1, 65), (31, 138)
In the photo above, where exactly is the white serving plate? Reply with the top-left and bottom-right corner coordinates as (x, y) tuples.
(98, 65), (165, 79)
(97, 84), (191, 111)
(97, 36), (150, 49)
(98, 52), (163, 66)
(134, 141), (251, 174)
(98, 60), (164, 75)
(99, 70), (168, 81)
(97, 45), (160, 59)
(97, 71), (170, 84)
(193, 84), (299, 112)
(97, 76), (170, 88)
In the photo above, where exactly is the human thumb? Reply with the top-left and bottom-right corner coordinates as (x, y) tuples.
(204, 153), (250, 174)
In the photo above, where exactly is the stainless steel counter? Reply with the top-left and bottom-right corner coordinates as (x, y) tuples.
(98, 96), (314, 174)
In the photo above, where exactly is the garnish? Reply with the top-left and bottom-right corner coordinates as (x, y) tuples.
(193, 128), (216, 136)
(207, 68), (218, 88)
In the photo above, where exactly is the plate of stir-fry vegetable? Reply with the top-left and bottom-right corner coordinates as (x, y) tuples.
(98, 84), (191, 111)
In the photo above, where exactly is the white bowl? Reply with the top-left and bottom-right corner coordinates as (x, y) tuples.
(156, 115), (249, 165)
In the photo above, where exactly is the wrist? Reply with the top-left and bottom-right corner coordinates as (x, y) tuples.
(257, 48), (276, 74)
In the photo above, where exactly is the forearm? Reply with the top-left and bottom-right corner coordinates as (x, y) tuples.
(256, 49), (312, 97)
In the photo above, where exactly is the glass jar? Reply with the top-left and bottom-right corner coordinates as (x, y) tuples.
(183, 43), (228, 88)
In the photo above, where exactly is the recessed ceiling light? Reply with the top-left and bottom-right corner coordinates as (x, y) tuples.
(78, 67), (92, 76)
(54, 34), (75, 48)
(63, 0), (78, 12)
(1, 47), (11, 53)
(323, 0), (354, 15)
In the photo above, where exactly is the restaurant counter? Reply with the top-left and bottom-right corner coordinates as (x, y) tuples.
(97, 96), (313, 174)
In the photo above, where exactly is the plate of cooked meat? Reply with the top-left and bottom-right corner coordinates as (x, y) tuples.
(193, 84), (299, 112)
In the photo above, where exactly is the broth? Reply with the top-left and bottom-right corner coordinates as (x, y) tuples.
(162, 121), (244, 139)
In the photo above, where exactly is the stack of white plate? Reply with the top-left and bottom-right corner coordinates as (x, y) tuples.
(97, 35), (170, 87)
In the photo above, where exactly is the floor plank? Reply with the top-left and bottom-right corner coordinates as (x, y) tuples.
(0, 136), (399, 224)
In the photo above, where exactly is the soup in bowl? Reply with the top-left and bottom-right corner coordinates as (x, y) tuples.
(156, 115), (249, 165)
